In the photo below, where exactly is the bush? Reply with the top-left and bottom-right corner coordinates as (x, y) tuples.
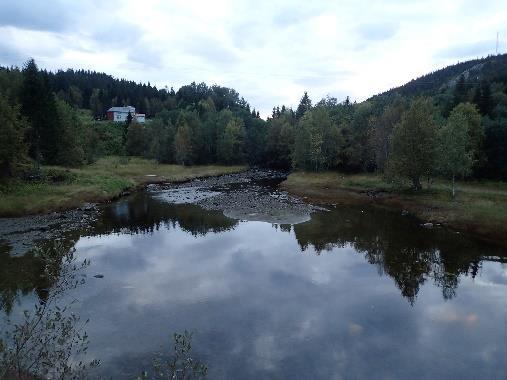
(42, 168), (77, 183)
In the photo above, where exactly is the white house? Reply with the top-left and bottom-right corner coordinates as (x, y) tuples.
(106, 106), (145, 123)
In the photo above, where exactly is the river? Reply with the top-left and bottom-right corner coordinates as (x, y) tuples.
(1, 172), (507, 379)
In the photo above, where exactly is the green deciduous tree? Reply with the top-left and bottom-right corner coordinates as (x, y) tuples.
(388, 98), (438, 190)
(174, 118), (194, 165)
(217, 117), (246, 164)
(125, 122), (146, 156)
(450, 103), (484, 171)
(437, 109), (473, 197)
(54, 99), (85, 166)
(265, 115), (294, 169)
(293, 107), (341, 171)
(369, 98), (406, 172)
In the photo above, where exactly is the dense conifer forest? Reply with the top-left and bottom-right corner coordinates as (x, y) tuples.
(1, 54), (507, 186)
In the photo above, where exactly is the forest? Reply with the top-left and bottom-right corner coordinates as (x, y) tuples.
(1, 55), (507, 192)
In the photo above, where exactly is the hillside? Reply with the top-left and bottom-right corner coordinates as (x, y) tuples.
(371, 53), (507, 99)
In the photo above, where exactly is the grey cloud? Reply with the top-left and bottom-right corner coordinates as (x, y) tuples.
(0, 42), (25, 66)
(127, 45), (164, 69)
(182, 36), (240, 67)
(295, 69), (352, 88)
(437, 40), (497, 59)
(0, 0), (82, 32)
(272, 9), (307, 28)
(357, 22), (399, 41)
(230, 21), (268, 50)
(272, 4), (325, 28)
(91, 22), (143, 47)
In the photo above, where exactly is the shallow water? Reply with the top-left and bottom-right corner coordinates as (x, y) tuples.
(1, 180), (507, 379)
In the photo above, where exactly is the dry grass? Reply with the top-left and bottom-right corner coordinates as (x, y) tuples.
(0, 157), (246, 217)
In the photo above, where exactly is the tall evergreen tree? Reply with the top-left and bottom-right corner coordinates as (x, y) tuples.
(472, 82), (492, 116)
(296, 92), (312, 119)
(0, 95), (27, 177)
(20, 59), (60, 164)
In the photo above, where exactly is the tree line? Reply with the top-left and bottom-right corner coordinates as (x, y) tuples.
(1, 57), (507, 190)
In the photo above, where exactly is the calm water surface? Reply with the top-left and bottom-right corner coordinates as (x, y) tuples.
(1, 181), (507, 379)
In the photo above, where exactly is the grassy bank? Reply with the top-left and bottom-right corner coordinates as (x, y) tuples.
(0, 157), (246, 217)
(281, 171), (507, 245)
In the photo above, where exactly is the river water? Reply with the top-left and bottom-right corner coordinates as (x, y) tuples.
(1, 175), (507, 379)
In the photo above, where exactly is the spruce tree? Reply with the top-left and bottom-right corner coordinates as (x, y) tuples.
(20, 59), (60, 164)
(0, 95), (27, 177)
(296, 92), (312, 119)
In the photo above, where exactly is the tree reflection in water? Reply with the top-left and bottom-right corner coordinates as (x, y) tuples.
(0, 241), (100, 379)
(291, 206), (493, 304)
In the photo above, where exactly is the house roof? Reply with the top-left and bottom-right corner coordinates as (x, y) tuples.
(107, 106), (136, 113)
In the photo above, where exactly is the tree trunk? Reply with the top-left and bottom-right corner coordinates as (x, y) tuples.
(452, 174), (455, 198)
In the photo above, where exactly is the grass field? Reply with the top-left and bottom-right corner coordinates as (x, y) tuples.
(281, 171), (507, 245)
(0, 157), (246, 217)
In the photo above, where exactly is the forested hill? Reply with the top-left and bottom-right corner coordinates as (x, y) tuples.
(1, 55), (507, 183)
(0, 66), (254, 119)
(371, 53), (507, 100)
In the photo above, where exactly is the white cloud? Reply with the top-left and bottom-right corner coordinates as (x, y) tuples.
(0, 0), (506, 117)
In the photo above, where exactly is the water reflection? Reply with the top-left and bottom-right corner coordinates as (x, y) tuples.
(1, 189), (507, 378)
(93, 193), (238, 237)
(0, 242), (99, 379)
(291, 207), (494, 304)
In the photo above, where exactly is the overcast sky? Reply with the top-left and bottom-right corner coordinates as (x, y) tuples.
(0, 0), (506, 116)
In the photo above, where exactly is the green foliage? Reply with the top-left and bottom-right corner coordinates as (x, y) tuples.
(437, 106), (474, 197)
(21, 59), (60, 164)
(145, 117), (176, 163)
(217, 117), (246, 164)
(0, 243), (100, 379)
(450, 102), (484, 171)
(174, 117), (196, 165)
(265, 114), (294, 169)
(369, 98), (406, 172)
(482, 117), (507, 179)
(293, 107), (341, 171)
(0, 95), (27, 177)
(3, 55), (507, 182)
(54, 99), (86, 166)
(296, 91), (312, 119)
(125, 122), (146, 156)
(388, 98), (438, 189)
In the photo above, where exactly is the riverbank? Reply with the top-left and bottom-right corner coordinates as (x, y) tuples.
(0, 157), (246, 217)
(280, 171), (507, 246)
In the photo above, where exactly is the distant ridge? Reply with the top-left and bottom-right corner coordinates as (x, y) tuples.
(369, 53), (507, 100)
